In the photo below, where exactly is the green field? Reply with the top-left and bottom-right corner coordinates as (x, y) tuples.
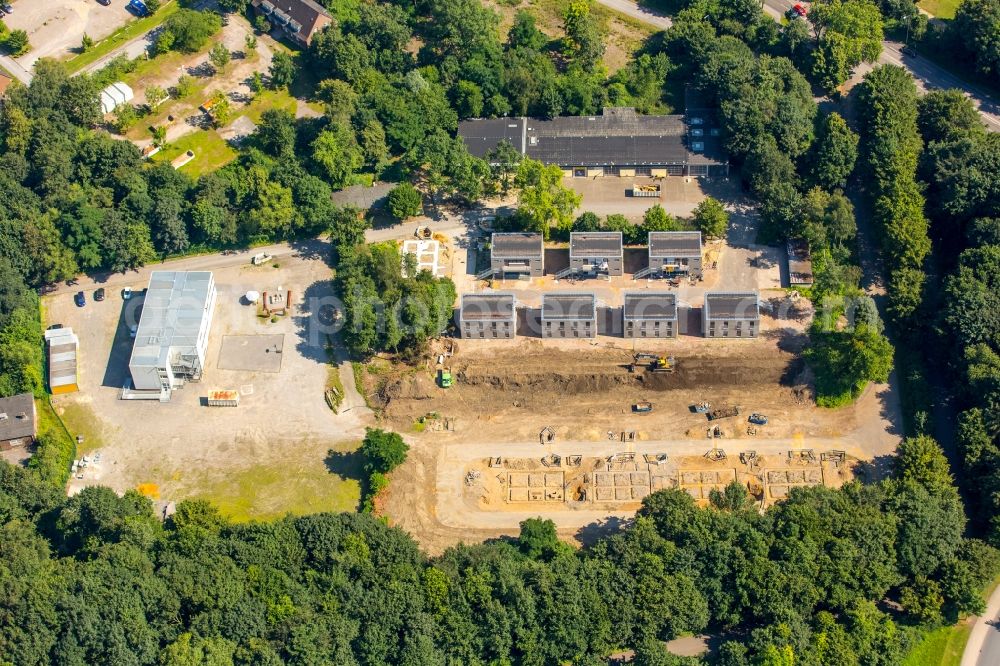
(902, 623), (972, 666)
(151, 130), (238, 177)
(184, 441), (363, 522)
(918, 0), (961, 18)
(65, 1), (180, 74)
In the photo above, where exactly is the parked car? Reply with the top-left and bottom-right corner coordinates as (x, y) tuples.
(97, 0), (111, 5)
(129, 325), (138, 338)
(748, 413), (769, 426)
(0, 3), (14, 13)
(94, 287), (105, 301)
(47, 323), (64, 331)
(74, 291), (86, 307)
(122, 287), (133, 300)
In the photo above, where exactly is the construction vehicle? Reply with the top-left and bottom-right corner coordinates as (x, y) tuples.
(693, 402), (711, 413)
(707, 406), (740, 420)
(632, 353), (676, 373)
(633, 402), (653, 414)
(439, 369), (453, 388)
(415, 226), (432, 239)
(748, 413), (768, 425)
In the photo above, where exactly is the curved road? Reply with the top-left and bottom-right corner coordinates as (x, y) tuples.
(962, 584), (1000, 666)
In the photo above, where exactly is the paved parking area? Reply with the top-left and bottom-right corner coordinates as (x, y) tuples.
(4, 0), (136, 67)
(566, 176), (713, 219)
(218, 335), (285, 373)
(44, 247), (368, 500)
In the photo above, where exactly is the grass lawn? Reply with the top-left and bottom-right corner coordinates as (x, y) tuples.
(917, 0), (961, 18)
(183, 440), (363, 521)
(242, 88), (298, 124)
(65, 1), (180, 75)
(902, 623), (972, 666)
(152, 130), (238, 177)
(55, 401), (109, 457)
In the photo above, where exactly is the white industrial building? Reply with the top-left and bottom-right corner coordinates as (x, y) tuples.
(100, 81), (135, 115)
(128, 271), (217, 399)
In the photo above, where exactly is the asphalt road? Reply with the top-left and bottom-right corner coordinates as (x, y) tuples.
(0, 53), (33, 84)
(961, 583), (1000, 666)
(595, 0), (1000, 132)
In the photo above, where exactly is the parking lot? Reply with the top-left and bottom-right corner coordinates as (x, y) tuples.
(44, 242), (370, 514)
(3, 0), (137, 67)
(566, 175), (715, 219)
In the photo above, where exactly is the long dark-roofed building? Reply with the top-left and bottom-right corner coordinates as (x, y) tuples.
(570, 232), (623, 277)
(703, 292), (759, 338)
(458, 107), (727, 178)
(623, 292), (678, 338)
(542, 293), (597, 338)
(490, 232), (544, 277)
(460, 293), (516, 339)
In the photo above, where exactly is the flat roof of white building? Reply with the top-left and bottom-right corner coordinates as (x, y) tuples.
(129, 272), (214, 370)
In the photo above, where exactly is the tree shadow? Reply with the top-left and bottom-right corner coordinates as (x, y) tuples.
(574, 515), (631, 546)
(851, 454), (896, 483)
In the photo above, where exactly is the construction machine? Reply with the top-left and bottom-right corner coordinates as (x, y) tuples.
(439, 368), (453, 388)
(632, 353), (676, 373)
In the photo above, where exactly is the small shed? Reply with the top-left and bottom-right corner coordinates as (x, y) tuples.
(45, 327), (79, 394)
(100, 82), (135, 115)
(787, 239), (814, 287)
(0, 393), (36, 451)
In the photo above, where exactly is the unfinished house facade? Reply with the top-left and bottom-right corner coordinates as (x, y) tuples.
(541, 293), (597, 338)
(490, 233), (544, 278)
(128, 271), (217, 399)
(647, 231), (703, 276)
(703, 292), (759, 338)
(569, 232), (623, 277)
(623, 292), (679, 338)
(459, 293), (517, 339)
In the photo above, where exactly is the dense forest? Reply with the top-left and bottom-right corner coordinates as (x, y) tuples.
(1, 0), (1000, 662)
(1, 435), (997, 665)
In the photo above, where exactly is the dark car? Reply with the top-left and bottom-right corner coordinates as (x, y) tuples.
(97, 0), (111, 5)
(94, 287), (106, 301)
(0, 3), (13, 13)
(47, 323), (64, 331)
(74, 291), (86, 307)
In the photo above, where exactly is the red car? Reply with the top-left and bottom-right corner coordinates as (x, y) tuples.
(787, 3), (807, 18)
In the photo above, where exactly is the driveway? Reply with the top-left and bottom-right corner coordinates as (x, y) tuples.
(3, 0), (136, 69)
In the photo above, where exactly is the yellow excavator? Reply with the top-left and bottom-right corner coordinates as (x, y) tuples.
(632, 353), (676, 373)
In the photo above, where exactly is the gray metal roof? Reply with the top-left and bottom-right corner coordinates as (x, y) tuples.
(461, 293), (516, 322)
(459, 108), (727, 168)
(570, 232), (623, 258)
(649, 231), (702, 257)
(0, 393), (34, 441)
(705, 292), (759, 320)
(624, 292), (677, 320)
(542, 293), (596, 321)
(129, 271), (214, 370)
(491, 232), (543, 258)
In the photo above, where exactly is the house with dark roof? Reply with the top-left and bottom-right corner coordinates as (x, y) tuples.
(570, 232), (623, 277)
(648, 231), (702, 276)
(251, 0), (333, 47)
(542, 293), (596, 338)
(458, 107), (728, 178)
(0, 393), (36, 452)
(460, 293), (516, 339)
(490, 233), (544, 278)
(623, 292), (678, 338)
(703, 292), (759, 338)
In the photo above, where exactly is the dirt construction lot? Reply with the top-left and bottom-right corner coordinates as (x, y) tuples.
(4, 0), (137, 67)
(44, 242), (372, 518)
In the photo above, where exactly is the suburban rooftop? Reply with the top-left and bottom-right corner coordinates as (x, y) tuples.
(570, 232), (623, 257)
(491, 232), (544, 258)
(460, 293), (516, 321)
(705, 292), (760, 319)
(623, 292), (678, 320)
(649, 231), (702, 256)
(542, 293), (597, 320)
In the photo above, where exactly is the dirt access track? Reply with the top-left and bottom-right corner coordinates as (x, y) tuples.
(373, 328), (902, 554)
